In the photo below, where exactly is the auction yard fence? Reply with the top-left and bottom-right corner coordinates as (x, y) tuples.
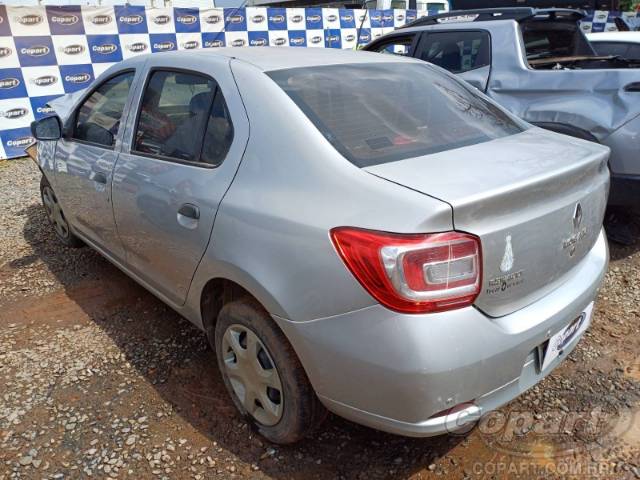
(0, 5), (638, 159)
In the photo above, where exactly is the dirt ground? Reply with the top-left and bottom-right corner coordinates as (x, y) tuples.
(1, 158), (639, 480)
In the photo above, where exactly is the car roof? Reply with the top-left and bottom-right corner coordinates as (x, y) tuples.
(586, 31), (640, 43)
(123, 47), (420, 72)
(401, 7), (585, 29)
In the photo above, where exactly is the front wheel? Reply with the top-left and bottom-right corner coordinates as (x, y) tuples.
(40, 176), (83, 248)
(214, 299), (326, 444)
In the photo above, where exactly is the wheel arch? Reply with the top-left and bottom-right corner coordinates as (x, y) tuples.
(197, 273), (288, 342)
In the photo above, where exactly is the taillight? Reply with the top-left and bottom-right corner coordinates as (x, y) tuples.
(330, 227), (482, 314)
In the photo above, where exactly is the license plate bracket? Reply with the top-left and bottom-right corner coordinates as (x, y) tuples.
(540, 302), (593, 371)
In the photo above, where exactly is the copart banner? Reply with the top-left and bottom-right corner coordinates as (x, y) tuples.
(0, 5), (636, 159)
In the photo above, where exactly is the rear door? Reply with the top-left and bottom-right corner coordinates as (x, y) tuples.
(53, 68), (139, 259)
(111, 55), (248, 306)
(413, 30), (492, 91)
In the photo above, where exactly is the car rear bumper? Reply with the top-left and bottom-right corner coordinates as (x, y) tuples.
(273, 229), (609, 437)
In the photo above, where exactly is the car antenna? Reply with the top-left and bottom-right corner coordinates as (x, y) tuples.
(354, 0), (371, 50)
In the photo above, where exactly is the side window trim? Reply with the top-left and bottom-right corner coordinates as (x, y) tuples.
(129, 66), (222, 169)
(415, 29), (492, 74)
(65, 68), (136, 151)
(370, 33), (421, 57)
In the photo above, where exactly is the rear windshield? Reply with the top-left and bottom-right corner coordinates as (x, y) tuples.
(268, 62), (524, 167)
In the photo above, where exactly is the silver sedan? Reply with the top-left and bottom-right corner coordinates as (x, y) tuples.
(30, 47), (609, 444)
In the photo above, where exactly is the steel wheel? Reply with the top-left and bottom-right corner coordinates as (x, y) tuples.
(42, 185), (69, 239)
(221, 324), (283, 426)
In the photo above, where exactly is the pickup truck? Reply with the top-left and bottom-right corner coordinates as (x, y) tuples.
(364, 8), (640, 207)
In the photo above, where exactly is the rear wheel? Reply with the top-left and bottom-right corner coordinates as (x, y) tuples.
(214, 299), (326, 444)
(40, 176), (83, 248)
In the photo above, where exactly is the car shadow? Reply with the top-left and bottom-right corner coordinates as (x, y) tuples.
(605, 207), (640, 261)
(19, 203), (468, 479)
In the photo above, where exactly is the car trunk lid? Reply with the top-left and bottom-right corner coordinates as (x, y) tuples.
(365, 128), (609, 317)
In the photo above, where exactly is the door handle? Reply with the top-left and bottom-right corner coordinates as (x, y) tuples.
(93, 172), (107, 184)
(178, 203), (200, 220)
(624, 82), (640, 92)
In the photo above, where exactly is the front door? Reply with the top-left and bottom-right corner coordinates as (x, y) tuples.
(111, 57), (248, 306)
(414, 30), (492, 91)
(54, 70), (137, 259)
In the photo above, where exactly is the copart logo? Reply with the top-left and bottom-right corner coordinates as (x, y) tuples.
(0, 107), (28, 119)
(181, 40), (199, 49)
(359, 33), (371, 42)
(0, 78), (20, 89)
(62, 44), (85, 55)
(154, 41), (175, 51)
(119, 14), (144, 25)
(307, 14), (321, 23)
(327, 14), (338, 22)
(37, 105), (54, 115)
(310, 35), (323, 44)
(269, 14), (285, 24)
(251, 14), (265, 24)
(204, 40), (223, 48)
(91, 14), (112, 25)
(345, 34), (355, 42)
(21, 45), (50, 57)
(326, 35), (339, 43)
(249, 38), (267, 46)
(93, 43), (118, 54)
(51, 14), (79, 25)
(16, 14), (43, 25)
(7, 137), (34, 148)
(290, 14), (303, 23)
(126, 42), (148, 53)
(227, 14), (244, 24)
(32, 75), (58, 87)
(273, 37), (287, 46)
(0, 47), (12, 58)
(341, 14), (354, 22)
(177, 14), (197, 25)
(153, 14), (171, 25)
(231, 38), (246, 47)
(290, 37), (305, 46)
(65, 73), (91, 84)
(205, 14), (221, 24)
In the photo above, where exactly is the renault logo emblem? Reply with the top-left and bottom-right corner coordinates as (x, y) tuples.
(573, 203), (583, 231)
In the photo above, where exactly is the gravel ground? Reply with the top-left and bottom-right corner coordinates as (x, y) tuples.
(0, 158), (639, 480)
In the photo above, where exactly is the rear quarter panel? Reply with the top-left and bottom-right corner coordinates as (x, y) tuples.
(186, 60), (455, 323)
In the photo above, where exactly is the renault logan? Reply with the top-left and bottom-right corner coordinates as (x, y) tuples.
(30, 48), (610, 444)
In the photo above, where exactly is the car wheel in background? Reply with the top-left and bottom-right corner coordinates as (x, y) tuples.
(40, 176), (83, 248)
(214, 299), (327, 444)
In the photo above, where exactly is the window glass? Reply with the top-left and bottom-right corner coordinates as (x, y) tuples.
(200, 90), (234, 166)
(134, 71), (216, 162)
(626, 44), (640, 59)
(373, 35), (415, 56)
(74, 72), (134, 147)
(269, 63), (524, 168)
(591, 41), (631, 58)
(417, 31), (490, 73)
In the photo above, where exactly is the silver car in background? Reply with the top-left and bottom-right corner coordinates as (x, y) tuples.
(30, 48), (609, 444)
(365, 8), (640, 207)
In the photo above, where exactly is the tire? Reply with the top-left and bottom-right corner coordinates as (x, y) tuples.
(214, 299), (326, 444)
(40, 176), (83, 248)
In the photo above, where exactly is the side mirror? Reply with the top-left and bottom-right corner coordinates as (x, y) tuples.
(30, 115), (62, 141)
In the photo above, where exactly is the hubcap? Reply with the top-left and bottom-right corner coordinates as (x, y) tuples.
(42, 186), (69, 239)
(222, 324), (283, 426)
